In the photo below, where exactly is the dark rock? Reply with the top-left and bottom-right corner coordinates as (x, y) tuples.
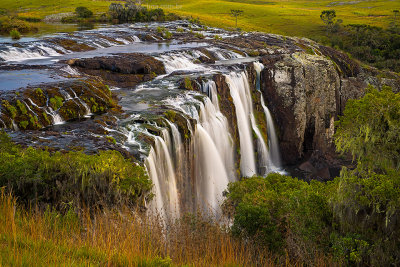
(70, 53), (166, 87)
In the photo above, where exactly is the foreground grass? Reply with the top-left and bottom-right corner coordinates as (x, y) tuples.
(0, 190), (280, 266)
(1, 0), (398, 38)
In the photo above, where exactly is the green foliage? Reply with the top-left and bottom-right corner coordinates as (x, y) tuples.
(224, 174), (333, 254)
(183, 77), (193, 90)
(331, 168), (400, 265)
(108, 2), (165, 23)
(163, 30), (172, 39)
(335, 85), (400, 172)
(2, 100), (17, 119)
(75, 6), (93, 18)
(16, 100), (27, 115)
(320, 10), (336, 26)
(49, 96), (64, 110)
(164, 110), (176, 122)
(10, 29), (21, 39)
(322, 23), (400, 72)
(106, 136), (117, 144)
(19, 120), (29, 129)
(0, 15), (37, 34)
(0, 132), (152, 212)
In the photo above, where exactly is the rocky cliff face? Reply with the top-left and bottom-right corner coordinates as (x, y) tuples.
(257, 39), (400, 179)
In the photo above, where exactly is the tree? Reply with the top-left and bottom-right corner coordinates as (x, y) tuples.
(230, 9), (243, 28)
(394, 10), (399, 26)
(320, 10), (336, 32)
(335, 85), (400, 172)
(75, 7), (93, 18)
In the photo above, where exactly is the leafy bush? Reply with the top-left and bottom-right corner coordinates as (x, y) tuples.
(10, 29), (21, 39)
(335, 85), (400, 172)
(0, 132), (152, 212)
(108, 3), (166, 23)
(223, 174), (333, 258)
(0, 16), (37, 34)
(75, 7), (93, 18)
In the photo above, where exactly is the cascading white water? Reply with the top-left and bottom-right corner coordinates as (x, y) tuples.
(225, 72), (257, 176)
(254, 62), (282, 169)
(225, 70), (274, 176)
(194, 124), (230, 215)
(158, 52), (206, 73)
(200, 82), (235, 181)
(145, 129), (180, 220)
(261, 96), (282, 168)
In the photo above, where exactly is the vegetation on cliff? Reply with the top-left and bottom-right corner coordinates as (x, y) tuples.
(224, 86), (400, 265)
(0, 132), (152, 212)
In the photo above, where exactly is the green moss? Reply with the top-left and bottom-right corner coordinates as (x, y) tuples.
(16, 100), (28, 115)
(49, 96), (64, 110)
(2, 100), (17, 119)
(106, 136), (117, 145)
(19, 120), (29, 129)
(29, 114), (41, 129)
(184, 77), (193, 90)
(42, 112), (51, 125)
(164, 110), (177, 122)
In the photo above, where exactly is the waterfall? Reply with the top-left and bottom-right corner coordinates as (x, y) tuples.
(261, 96), (282, 168)
(145, 129), (180, 220)
(194, 124), (230, 215)
(254, 62), (282, 169)
(200, 82), (235, 180)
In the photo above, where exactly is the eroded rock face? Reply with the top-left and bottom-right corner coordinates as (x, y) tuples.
(261, 53), (339, 164)
(69, 53), (166, 87)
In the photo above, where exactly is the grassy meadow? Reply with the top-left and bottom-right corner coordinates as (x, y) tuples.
(1, 0), (399, 38)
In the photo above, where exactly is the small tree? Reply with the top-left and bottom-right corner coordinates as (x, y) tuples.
(320, 10), (336, 32)
(230, 9), (243, 28)
(75, 7), (93, 18)
(394, 10), (399, 26)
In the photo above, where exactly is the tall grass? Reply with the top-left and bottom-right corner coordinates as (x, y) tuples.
(0, 189), (279, 266)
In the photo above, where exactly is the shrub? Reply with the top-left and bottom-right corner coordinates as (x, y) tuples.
(10, 29), (21, 39)
(0, 132), (152, 212)
(75, 7), (93, 18)
(223, 173), (333, 256)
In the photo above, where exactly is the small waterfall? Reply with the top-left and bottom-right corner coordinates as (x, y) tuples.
(158, 52), (206, 73)
(145, 129), (180, 220)
(225, 71), (273, 176)
(225, 72), (257, 177)
(254, 62), (282, 169)
(200, 82), (235, 180)
(194, 124), (230, 215)
(261, 96), (282, 168)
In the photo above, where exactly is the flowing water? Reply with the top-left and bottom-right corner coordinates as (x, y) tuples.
(0, 21), (284, 220)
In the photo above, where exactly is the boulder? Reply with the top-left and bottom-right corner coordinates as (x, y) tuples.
(70, 53), (166, 87)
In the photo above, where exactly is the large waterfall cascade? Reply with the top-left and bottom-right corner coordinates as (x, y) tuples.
(143, 65), (283, 219)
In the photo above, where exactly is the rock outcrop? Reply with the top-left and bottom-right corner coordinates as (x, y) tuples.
(0, 79), (116, 130)
(69, 53), (166, 87)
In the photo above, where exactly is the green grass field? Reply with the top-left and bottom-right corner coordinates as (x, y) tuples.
(1, 0), (399, 38)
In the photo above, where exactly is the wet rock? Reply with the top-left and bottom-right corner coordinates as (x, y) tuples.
(51, 38), (95, 52)
(261, 53), (339, 164)
(69, 53), (166, 87)
(0, 79), (116, 130)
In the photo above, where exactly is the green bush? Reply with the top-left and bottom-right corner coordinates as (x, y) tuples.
(75, 7), (93, 18)
(335, 85), (400, 172)
(10, 29), (21, 39)
(224, 174), (333, 254)
(0, 132), (152, 212)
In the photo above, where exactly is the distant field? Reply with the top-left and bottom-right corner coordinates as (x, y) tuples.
(1, 0), (399, 38)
